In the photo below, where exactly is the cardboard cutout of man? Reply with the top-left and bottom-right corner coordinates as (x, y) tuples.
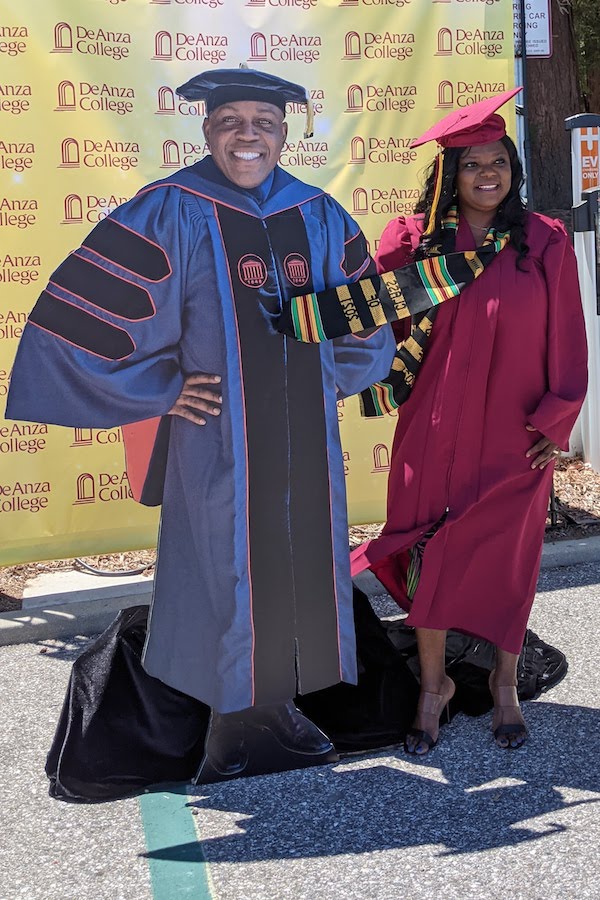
(6, 68), (396, 783)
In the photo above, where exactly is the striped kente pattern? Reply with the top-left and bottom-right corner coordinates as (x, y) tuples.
(279, 210), (506, 344)
(277, 208), (510, 417)
(406, 510), (448, 599)
(360, 212), (509, 417)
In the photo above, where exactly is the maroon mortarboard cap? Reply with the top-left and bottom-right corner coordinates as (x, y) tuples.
(411, 87), (522, 149)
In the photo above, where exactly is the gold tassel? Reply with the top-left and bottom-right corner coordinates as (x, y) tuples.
(304, 97), (314, 139)
(423, 147), (444, 236)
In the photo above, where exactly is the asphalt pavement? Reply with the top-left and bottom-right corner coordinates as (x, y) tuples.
(0, 552), (599, 899)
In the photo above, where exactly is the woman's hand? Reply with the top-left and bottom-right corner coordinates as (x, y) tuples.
(525, 424), (560, 469)
(168, 372), (222, 426)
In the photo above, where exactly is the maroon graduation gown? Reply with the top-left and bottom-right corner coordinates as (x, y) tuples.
(351, 212), (588, 654)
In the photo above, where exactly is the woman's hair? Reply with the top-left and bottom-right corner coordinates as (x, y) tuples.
(413, 135), (529, 266)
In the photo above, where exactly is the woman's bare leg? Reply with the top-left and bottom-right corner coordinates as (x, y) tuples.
(405, 627), (455, 754)
(489, 648), (527, 749)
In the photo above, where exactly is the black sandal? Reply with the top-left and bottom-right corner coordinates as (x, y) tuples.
(490, 681), (528, 750)
(404, 685), (453, 755)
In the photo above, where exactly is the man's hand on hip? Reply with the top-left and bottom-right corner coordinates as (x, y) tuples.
(169, 372), (222, 426)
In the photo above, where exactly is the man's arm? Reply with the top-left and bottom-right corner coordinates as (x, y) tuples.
(6, 188), (203, 428)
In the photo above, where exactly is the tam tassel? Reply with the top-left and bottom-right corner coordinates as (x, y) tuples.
(423, 147), (444, 237)
(304, 97), (314, 139)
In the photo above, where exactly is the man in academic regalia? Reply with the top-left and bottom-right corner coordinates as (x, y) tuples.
(6, 68), (396, 783)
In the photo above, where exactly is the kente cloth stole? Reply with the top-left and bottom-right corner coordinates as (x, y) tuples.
(405, 509), (448, 600)
(276, 208), (510, 417)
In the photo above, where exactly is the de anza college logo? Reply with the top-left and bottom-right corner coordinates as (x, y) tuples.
(237, 253), (309, 289)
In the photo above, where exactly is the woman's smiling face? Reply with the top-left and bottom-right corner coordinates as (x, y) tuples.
(455, 140), (512, 221)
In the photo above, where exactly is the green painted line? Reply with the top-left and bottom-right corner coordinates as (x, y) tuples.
(139, 785), (213, 900)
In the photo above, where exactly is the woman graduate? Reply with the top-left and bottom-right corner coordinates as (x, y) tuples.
(349, 89), (588, 753)
(277, 88), (588, 753)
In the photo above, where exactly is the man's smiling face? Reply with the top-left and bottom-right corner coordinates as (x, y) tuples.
(203, 100), (288, 189)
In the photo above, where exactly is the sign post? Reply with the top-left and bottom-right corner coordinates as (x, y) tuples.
(512, 0), (552, 208)
(513, 0), (553, 59)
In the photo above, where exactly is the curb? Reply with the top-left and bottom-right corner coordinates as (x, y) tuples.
(539, 536), (600, 569)
(0, 571), (153, 648)
(0, 593), (150, 646)
(1, 536), (599, 648)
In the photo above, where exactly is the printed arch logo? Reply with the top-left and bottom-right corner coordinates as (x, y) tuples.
(160, 140), (207, 169)
(73, 471), (133, 504)
(55, 80), (76, 111)
(248, 32), (267, 61)
(51, 22), (131, 59)
(71, 427), (123, 447)
(72, 428), (94, 446)
(283, 253), (309, 288)
(59, 138), (139, 173)
(157, 86), (176, 115)
(60, 138), (80, 167)
(63, 194), (83, 223)
(434, 27), (504, 59)
(162, 140), (180, 168)
(156, 86), (204, 117)
(62, 193), (127, 224)
(238, 255), (268, 289)
(153, 30), (228, 63)
(346, 84), (363, 112)
(349, 136), (366, 164)
(55, 80), (135, 116)
(154, 31), (173, 60)
(345, 83), (416, 115)
(343, 31), (361, 59)
(74, 473), (96, 505)
(52, 22), (73, 53)
(372, 443), (391, 473)
(436, 79), (508, 109)
(436, 28), (453, 56)
(342, 30), (414, 61)
(351, 186), (418, 217)
(349, 136), (417, 166)
(352, 188), (368, 216)
(437, 80), (454, 108)
(248, 32), (321, 64)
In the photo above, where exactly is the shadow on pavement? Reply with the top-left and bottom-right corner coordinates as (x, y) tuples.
(141, 701), (600, 861)
(536, 565), (600, 593)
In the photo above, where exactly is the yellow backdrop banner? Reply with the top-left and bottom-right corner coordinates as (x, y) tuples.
(0, 0), (514, 564)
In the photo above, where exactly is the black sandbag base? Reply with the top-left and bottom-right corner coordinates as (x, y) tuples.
(45, 587), (568, 802)
(45, 605), (209, 803)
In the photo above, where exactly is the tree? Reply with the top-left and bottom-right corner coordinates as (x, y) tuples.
(526, 0), (583, 211)
(572, 0), (600, 112)
(525, 0), (600, 212)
